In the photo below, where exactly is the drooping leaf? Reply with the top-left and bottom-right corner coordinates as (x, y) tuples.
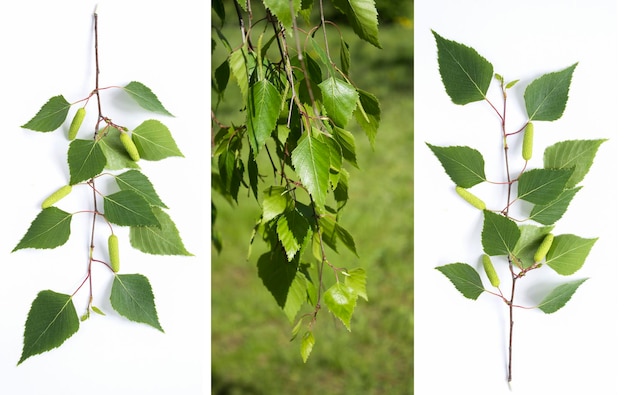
(512, 225), (555, 268)
(529, 187), (582, 225)
(537, 278), (588, 313)
(301, 331), (315, 363)
(13, 208), (72, 251)
(229, 48), (250, 102)
(481, 210), (520, 256)
(213, 59), (230, 96)
(319, 215), (358, 256)
(263, 0), (301, 29)
(331, 0), (381, 48)
(123, 81), (173, 116)
(524, 63), (577, 121)
(340, 39), (351, 75)
(292, 133), (331, 207)
(247, 79), (281, 156)
(435, 263), (484, 300)
(517, 168), (574, 205)
(67, 139), (107, 185)
(247, 148), (259, 200)
(319, 77), (359, 128)
(276, 208), (311, 261)
(103, 190), (159, 227)
(212, 0), (225, 22)
(217, 148), (243, 202)
(22, 95), (71, 132)
(19, 291), (79, 365)
(426, 143), (486, 188)
(432, 30), (493, 105)
(99, 128), (140, 170)
(344, 267), (367, 301)
(324, 282), (358, 331)
(110, 274), (163, 331)
(115, 170), (168, 208)
(354, 89), (380, 148)
(543, 139), (606, 188)
(130, 207), (192, 256)
(131, 120), (184, 161)
(333, 169), (350, 211)
(262, 186), (292, 222)
(333, 127), (358, 168)
(545, 234), (597, 275)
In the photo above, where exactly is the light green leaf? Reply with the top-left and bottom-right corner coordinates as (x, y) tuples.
(324, 282), (358, 331)
(543, 139), (606, 188)
(529, 187), (582, 225)
(130, 207), (192, 256)
(263, 0), (301, 30)
(545, 234), (597, 275)
(229, 48), (250, 102)
(301, 331), (315, 363)
(115, 170), (167, 209)
(131, 120), (183, 161)
(110, 274), (163, 331)
(13, 208), (72, 252)
(344, 267), (367, 301)
(517, 168), (574, 205)
(22, 95), (71, 132)
(99, 128), (140, 170)
(331, 0), (381, 48)
(103, 190), (160, 227)
(247, 79), (281, 156)
(435, 263), (484, 300)
(123, 81), (173, 116)
(538, 278), (588, 313)
(18, 291), (79, 365)
(354, 89), (380, 148)
(482, 211), (520, 256)
(277, 208), (311, 261)
(432, 30), (493, 105)
(426, 143), (486, 188)
(292, 133), (331, 207)
(91, 305), (105, 316)
(67, 139), (107, 185)
(512, 225), (554, 268)
(524, 63), (577, 121)
(319, 77), (359, 128)
(262, 186), (292, 222)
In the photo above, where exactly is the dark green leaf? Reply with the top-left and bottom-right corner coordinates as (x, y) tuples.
(331, 0), (381, 48)
(482, 210), (520, 256)
(524, 63), (577, 121)
(247, 148), (259, 200)
(130, 207), (192, 256)
(340, 39), (351, 75)
(67, 139), (107, 185)
(214, 59), (230, 95)
(319, 215), (358, 256)
(22, 95), (71, 132)
(538, 278), (588, 313)
(132, 120), (184, 161)
(110, 274), (163, 331)
(247, 79), (281, 156)
(426, 143), (486, 188)
(123, 81), (173, 116)
(529, 187), (582, 225)
(319, 77), (359, 128)
(115, 170), (168, 209)
(13, 208), (72, 252)
(277, 208), (311, 261)
(333, 127), (358, 168)
(543, 139), (606, 188)
(103, 190), (160, 227)
(292, 133), (331, 208)
(517, 168), (574, 205)
(435, 263), (484, 300)
(545, 234), (597, 275)
(354, 89), (380, 148)
(324, 282), (358, 331)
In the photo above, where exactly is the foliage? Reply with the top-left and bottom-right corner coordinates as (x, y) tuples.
(12, 10), (190, 365)
(212, 0), (381, 362)
(428, 30), (603, 384)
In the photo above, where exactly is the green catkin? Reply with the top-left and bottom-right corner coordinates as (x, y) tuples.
(482, 254), (500, 287)
(108, 234), (120, 273)
(120, 132), (140, 161)
(455, 186), (486, 210)
(68, 107), (86, 140)
(522, 122), (534, 161)
(41, 185), (72, 209)
(534, 233), (554, 263)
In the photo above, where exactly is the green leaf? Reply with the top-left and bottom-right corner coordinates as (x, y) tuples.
(524, 63), (577, 121)
(481, 211), (521, 256)
(545, 234), (597, 275)
(301, 331), (315, 363)
(331, 0), (381, 48)
(131, 120), (184, 161)
(529, 187), (582, 225)
(512, 225), (555, 268)
(67, 139), (107, 185)
(324, 282), (358, 331)
(22, 95), (71, 132)
(213, 59), (230, 95)
(229, 48), (250, 102)
(319, 77), (359, 128)
(292, 133), (331, 207)
(333, 127), (358, 168)
(247, 79), (281, 156)
(538, 278), (588, 313)
(517, 168), (574, 205)
(263, 0), (301, 29)
(354, 89), (380, 148)
(435, 263), (484, 300)
(426, 144), (486, 188)
(276, 208), (311, 261)
(340, 39), (351, 75)
(262, 186), (292, 222)
(257, 252), (308, 323)
(123, 81), (173, 116)
(110, 274), (163, 331)
(319, 215), (358, 256)
(18, 291), (79, 365)
(13, 208), (72, 252)
(115, 170), (168, 209)
(130, 207), (192, 256)
(543, 139), (606, 188)
(103, 190), (160, 227)
(99, 128), (140, 170)
(344, 267), (368, 301)
(432, 30), (493, 105)
(91, 305), (105, 316)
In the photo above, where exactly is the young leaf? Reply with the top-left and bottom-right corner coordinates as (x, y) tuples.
(247, 79), (281, 156)
(110, 274), (163, 331)
(354, 89), (380, 148)
(98, 128), (141, 170)
(22, 95), (71, 132)
(524, 63), (577, 121)
(292, 133), (331, 208)
(537, 278), (588, 314)
(512, 225), (555, 268)
(543, 139), (606, 188)
(276, 208), (311, 261)
(331, 0), (381, 48)
(323, 282), (358, 331)
(432, 30), (493, 105)
(344, 267), (368, 301)
(19, 291), (79, 365)
(13, 208), (72, 252)
(516, 168), (574, 205)
(115, 170), (168, 209)
(103, 190), (160, 227)
(426, 143), (486, 188)
(545, 234), (598, 275)
(529, 187), (582, 225)
(123, 81), (173, 116)
(67, 139), (107, 185)
(319, 77), (359, 128)
(301, 331), (315, 363)
(482, 211), (521, 256)
(130, 207), (192, 256)
(262, 186), (292, 222)
(435, 263), (484, 300)
(263, 0), (301, 29)
(131, 120), (184, 161)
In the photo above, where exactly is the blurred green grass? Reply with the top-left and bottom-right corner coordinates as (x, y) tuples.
(211, 11), (414, 394)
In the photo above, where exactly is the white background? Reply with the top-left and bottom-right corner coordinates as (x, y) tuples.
(0, 1), (210, 394)
(415, 1), (623, 394)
